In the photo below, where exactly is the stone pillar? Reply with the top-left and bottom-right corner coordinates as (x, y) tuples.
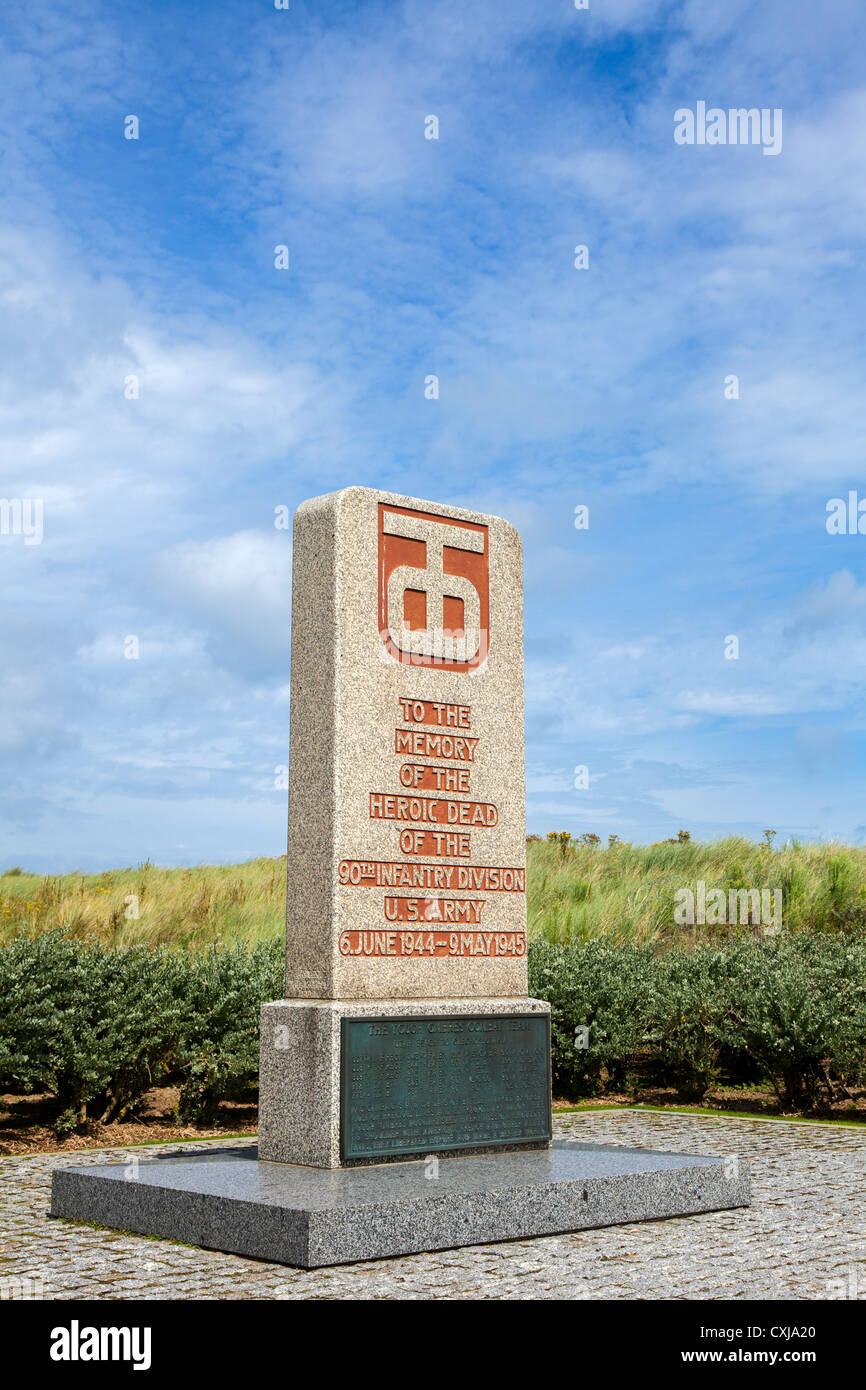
(258, 487), (550, 1167)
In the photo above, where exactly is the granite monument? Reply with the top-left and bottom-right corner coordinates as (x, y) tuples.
(51, 487), (750, 1267)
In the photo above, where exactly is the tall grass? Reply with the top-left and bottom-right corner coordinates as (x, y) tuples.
(0, 858), (286, 949)
(1, 836), (864, 949)
(527, 835), (866, 944)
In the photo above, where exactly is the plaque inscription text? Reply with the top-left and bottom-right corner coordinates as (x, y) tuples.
(340, 1014), (551, 1160)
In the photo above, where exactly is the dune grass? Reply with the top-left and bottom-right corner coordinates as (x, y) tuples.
(527, 833), (866, 944)
(0, 858), (287, 949)
(1, 834), (864, 949)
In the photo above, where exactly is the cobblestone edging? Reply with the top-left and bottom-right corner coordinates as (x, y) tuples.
(1, 1111), (863, 1300)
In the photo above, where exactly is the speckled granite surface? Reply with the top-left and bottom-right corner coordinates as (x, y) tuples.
(283, 486), (527, 1002)
(259, 996), (551, 1166)
(4, 1108), (863, 1300)
(48, 1131), (749, 1267)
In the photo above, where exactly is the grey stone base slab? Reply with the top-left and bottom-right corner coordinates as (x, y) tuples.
(50, 1141), (750, 1269)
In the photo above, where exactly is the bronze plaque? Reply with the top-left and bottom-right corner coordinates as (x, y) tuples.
(340, 1013), (551, 1161)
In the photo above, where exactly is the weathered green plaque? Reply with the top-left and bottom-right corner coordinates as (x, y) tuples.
(340, 1013), (551, 1160)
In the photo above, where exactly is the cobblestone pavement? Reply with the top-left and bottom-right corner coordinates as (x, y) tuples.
(1, 1111), (864, 1300)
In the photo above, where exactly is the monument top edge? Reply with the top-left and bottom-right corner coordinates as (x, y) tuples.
(294, 485), (522, 544)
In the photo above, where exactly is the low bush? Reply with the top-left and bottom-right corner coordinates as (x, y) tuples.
(0, 932), (282, 1134)
(528, 928), (866, 1106)
(648, 946), (731, 1099)
(174, 942), (283, 1122)
(0, 929), (862, 1131)
(528, 940), (657, 1096)
(716, 930), (866, 1108)
(0, 932), (187, 1134)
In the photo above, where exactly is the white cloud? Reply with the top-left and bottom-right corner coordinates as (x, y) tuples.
(676, 690), (791, 717)
(151, 530), (291, 677)
(788, 570), (866, 630)
(3, 2), (866, 861)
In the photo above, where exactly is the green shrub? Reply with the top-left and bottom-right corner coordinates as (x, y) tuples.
(1, 928), (862, 1133)
(717, 929), (866, 1108)
(529, 930), (866, 1108)
(648, 947), (729, 1099)
(0, 932), (282, 1134)
(528, 940), (657, 1097)
(174, 941), (282, 1122)
(0, 931), (186, 1134)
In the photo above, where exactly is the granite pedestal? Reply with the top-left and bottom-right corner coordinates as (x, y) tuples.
(50, 1141), (751, 1269)
(259, 997), (552, 1167)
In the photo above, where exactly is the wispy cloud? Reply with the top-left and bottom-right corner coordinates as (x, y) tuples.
(2, 0), (866, 867)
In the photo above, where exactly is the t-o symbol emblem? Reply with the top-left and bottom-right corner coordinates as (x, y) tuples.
(378, 503), (489, 671)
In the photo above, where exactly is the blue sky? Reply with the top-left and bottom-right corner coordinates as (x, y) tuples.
(2, 0), (866, 871)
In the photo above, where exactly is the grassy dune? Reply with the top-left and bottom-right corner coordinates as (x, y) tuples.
(0, 858), (286, 949)
(527, 834), (866, 944)
(1, 835), (864, 949)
